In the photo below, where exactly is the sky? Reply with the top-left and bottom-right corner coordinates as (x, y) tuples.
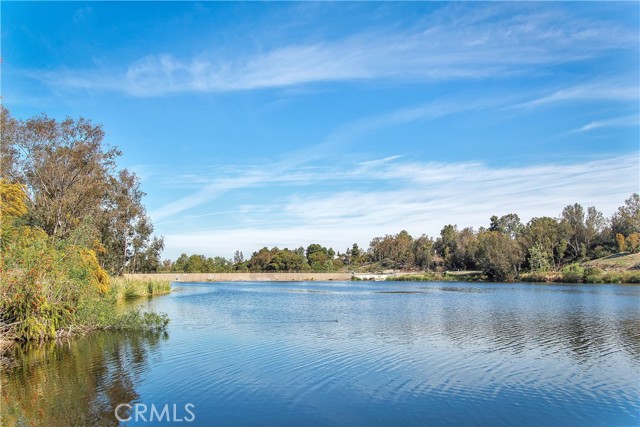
(2, 1), (639, 260)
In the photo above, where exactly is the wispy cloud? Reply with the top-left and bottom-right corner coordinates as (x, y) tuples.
(149, 80), (637, 224)
(150, 172), (268, 220)
(514, 82), (639, 109)
(160, 152), (639, 258)
(149, 93), (514, 220)
(31, 3), (638, 97)
(573, 115), (640, 133)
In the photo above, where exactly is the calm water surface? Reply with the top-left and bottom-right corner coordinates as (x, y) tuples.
(2, 281), (639, 426)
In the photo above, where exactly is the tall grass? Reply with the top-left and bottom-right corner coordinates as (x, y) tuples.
(582, 270), (640, 284)
(384, 269), (640, 284)
(384, 272), (486, 282)
(110, 277), (171, 300)
(519, 267), (640, 284)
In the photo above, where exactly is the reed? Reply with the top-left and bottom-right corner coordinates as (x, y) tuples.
(110, 277), (172, 300)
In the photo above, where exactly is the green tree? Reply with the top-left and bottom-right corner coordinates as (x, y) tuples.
(434, 225), (476, 270)
(185, 254), (206, 273)
(474, 231), (524, 281)
(584, 206), (609, 257)
(450, 227), (477, 270)
(521, 216), (572, 268)
(0, 107), (20, 181)
(160, 259), (173, 272)
(268, 249), (309, 272)
(346, 243), (364, 267)
(173, 253), (189, 272)
(13, 113), (120, 238)
(135, 236), (165, 273)
(306, 243), (330, 268)
(489, 213), (523, 239)
(2, 109), (162, 275)
(611, 193), (640, 237)
(561, 203), (587, 260)
(99, 170), (155, 274)
(528, 243), (551, 272)
(247, 247), (274, 272)
(434, 224), (458, 269)
(413, 234), (434, 270)
(369, 230), (415, 269)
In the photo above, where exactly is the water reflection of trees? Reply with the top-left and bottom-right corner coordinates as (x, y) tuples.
(1, 331), (167, 427)
(436, 305), (640, 364)
(242, 291), (640, 366)
(304, 293), (640, 366)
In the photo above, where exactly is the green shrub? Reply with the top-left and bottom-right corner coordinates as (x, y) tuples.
(0, 232), (170, 341)
(1, 230), (84, 340)
(598, 271), (640, 284)
(389, 273), (437, 282)
(583, 267), (604, 283)
(519, 272), (550, 282)
(562, 263), (584, 283)
(621, 271), (640, 283)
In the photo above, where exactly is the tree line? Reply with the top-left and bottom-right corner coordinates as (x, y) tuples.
(164, 194), (639, 281)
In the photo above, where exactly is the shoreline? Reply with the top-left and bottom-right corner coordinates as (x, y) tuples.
(125, 272), (356, 282)
(125, 272), (640, 284)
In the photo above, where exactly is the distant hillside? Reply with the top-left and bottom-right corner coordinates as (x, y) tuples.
(583, 253), (640, 271)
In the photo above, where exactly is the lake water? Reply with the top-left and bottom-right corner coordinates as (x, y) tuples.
(2, 281), (639, 426)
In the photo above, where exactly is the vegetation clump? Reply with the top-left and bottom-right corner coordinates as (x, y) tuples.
(387, 272), (486, 282)
(111, 277), (171, 300)
(0, 181), (170, 342)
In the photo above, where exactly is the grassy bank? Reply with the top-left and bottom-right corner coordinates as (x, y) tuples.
(381, 272), (486, 282)
(519, 267), (640, 284)
(62, 277), (172, 338)
(381, 264), (640, 284)
(583, 252), (640, 272)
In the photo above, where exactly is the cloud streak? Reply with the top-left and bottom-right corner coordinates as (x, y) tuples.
(149, 80), (638, 224)
(574, 115), (640, 133)
(32, 3), (638, 97)
(514, 82), (639, 109)
(149, 92), (522, 221)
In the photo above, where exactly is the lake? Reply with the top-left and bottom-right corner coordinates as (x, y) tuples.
(2, 281), (639, 426)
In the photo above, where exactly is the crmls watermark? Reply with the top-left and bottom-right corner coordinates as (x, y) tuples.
(114, 403), (196, 423)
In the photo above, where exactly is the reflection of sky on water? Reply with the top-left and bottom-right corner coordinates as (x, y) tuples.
(3, 282), (639, 427)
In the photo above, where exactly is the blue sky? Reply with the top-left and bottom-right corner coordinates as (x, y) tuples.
(3, 1), (639, 259)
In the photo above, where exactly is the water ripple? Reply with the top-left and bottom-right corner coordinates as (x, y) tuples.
(3, 281), (639, 427)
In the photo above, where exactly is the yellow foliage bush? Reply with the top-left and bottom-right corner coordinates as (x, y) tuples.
(0, 181), (110, 339)
(79, 249), (110, 294)
(627, 233), (640, 253)
(0, 180), (28, 219)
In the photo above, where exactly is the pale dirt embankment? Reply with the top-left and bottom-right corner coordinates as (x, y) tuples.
(124, 272), (355, 282)
(583, 252), (640, 271)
